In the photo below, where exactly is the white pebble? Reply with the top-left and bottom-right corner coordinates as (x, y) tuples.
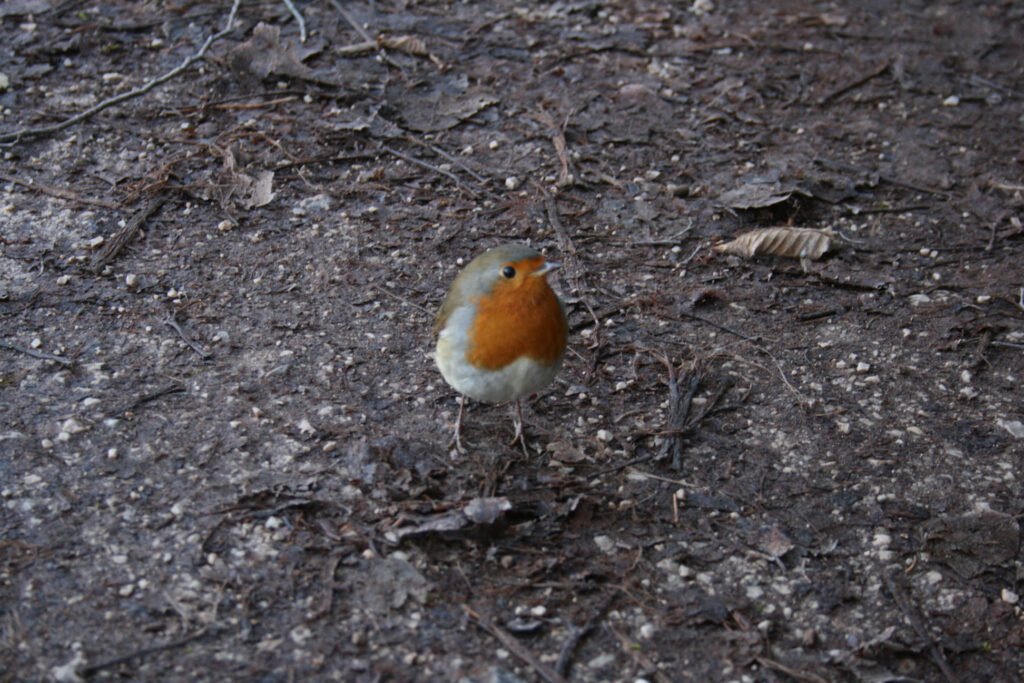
(504, 176), (520, 190)
(1001, 588), (1019, 604)
(596, 429), (612, 442)
(942, 95), (960, 107)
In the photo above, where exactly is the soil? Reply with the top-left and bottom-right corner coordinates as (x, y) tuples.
(1, 1), (1023, 682)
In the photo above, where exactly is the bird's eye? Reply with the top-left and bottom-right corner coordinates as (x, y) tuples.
(501, 265), (516, 279)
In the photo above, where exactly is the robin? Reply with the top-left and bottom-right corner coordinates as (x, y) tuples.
(434, 244), (569, 453)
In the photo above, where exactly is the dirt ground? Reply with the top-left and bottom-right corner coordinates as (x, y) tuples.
(1, 1), (1023, 681)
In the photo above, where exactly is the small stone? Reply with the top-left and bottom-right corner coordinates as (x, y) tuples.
(61, 418), (87, 434)
(925, 570), (943, 585)
(942, 95), (960, 107)
(997, 419), (1024, 439)
(119, 584), (135, 597)
(86, 236), (105, 248)
(872, 532), (892, 548)
(856, 362), (871, 373)
(639, 622), (656, 639)
(976, 295), (991, 304)
(289, 625), (312, 645)
(596, 429), (612, 442)
(1001, 588), (1019, 604)
(594, 535), (614, 553)
(488, 140), (500, 150)
(266, 516), (284, 530)
(588, 653), (615, 669)
(217, 219), (234, 232)
(746, 585), (764, 600)
(504, 176), (520, 190)
(57, 275), (70, 285)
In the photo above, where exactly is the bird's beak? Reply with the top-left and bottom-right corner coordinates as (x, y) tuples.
(534, 260), (562, 277)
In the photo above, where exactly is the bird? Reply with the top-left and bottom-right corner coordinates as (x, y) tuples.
(434, 243), (569, 454)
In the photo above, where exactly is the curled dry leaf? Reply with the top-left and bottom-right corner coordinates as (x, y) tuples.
(713, 227), (836, 261)
(378, 34), (428, 56)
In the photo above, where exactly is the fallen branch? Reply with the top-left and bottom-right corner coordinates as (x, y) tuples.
(0, 0), (241, 144)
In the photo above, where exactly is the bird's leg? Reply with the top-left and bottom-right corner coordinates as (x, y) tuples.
(449, 395), (467, 454)
(509, 399), (530, 457)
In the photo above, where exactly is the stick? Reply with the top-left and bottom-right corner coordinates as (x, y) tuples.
(463, 605), (568, 683)
(555, 592), (616, 677)
(92, 195), (168, 272)
(0, 0), (241, 144)
(818, 62), (890, 106)
(883, 571), (960, 683)
(0, 340), (74, 367)
(756, 656), (829, 683)
(282, 0), (308, 42)
(0, 172), (118, 209)
(80, 626), (218, 677)
(165, 318), (211, 359)
(544, 196), (601, 341)
(381, 145), (479, 194)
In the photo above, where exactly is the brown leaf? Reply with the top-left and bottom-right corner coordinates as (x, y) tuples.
(713, 227), (836, 261)
(378, 34), (428, 56)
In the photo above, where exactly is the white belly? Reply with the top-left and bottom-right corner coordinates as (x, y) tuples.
(436, 305), (562, 403)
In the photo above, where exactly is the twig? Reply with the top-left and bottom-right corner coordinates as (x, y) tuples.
(281, 0), (307, 42)
(818, 62), (890, 106)
(326, 0), (404, 70)
(120, 383), (186, 417)
(463, 605), (568, 683)
(308, 549), (347, 620)
(555, 592), (617, 677)
(165, 318), (211, 359)
(1, 0), (241, 145)
(80, 626), (219, 677)
(371, 283), (431, 315)
(92, 195), (168, 273)
(404, 134), (488, 184)
(381, 145), (479, 195)
(756, 656), (829, 683)
(652, 351), (700, 470)
(544, 196), (601, 341)
(0, 172), (118, 209)
(534, 109), (575, 187)
(882, 570), (960, 683)
(0, 340), (74, 367)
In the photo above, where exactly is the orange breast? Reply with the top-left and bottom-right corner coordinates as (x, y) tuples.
(467, 274), (567, 371)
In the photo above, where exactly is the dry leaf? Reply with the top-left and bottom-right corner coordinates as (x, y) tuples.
(228, 23), (331, 84)
(378, 34), (428, 56)
(713, 227), (836, 261)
